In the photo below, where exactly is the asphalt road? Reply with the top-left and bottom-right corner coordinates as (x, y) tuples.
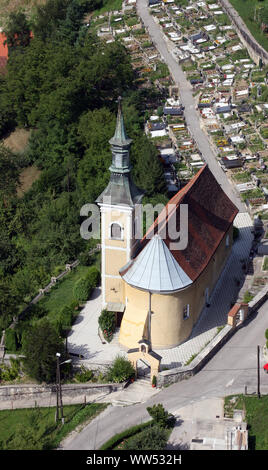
(136, 0), (246, 212)
(63, 300), (268, 450)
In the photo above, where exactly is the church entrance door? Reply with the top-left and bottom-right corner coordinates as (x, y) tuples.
(137, 358), (151, 378)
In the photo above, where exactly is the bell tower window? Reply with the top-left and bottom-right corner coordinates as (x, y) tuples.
(110, 223), (123, 240)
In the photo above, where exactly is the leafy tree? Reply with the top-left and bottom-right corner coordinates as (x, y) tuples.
(0, 145), (20, 204)
(33, 0), (70, 42)
(4, 11), (31, 55)
(131, 134), (166, 197)
(22, 318), (65, 383)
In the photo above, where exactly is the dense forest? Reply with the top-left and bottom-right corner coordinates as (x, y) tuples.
(0, 0), (167, 332)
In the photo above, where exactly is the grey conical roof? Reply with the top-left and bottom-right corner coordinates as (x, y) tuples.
(109, 99), (132, 147)
(120, 235), (192, 293)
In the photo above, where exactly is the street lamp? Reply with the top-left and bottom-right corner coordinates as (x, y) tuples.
(55, 353), (72, 424)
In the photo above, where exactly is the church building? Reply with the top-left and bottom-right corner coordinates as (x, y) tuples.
(96, 102), (239, 350)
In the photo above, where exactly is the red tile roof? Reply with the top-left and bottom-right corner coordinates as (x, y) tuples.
(135, 164), (239, 283)
(0, 33), (8, 58)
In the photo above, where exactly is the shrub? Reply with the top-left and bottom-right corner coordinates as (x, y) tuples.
(146, 403), (175, 428)
(0, 358), (20, 382)
(123, 425), (169, 450)
(86, 266), (100, 289)
(106, 355), (135, 383)
(75, 365), (94, 383)
(100, 421), (152, 450)
(73, 277), (92, 303)
(98, 309), (116, 342)
(5, 329), (18, 352)
(243, 291), (254, 303)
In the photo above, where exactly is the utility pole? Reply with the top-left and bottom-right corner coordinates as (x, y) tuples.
(55, 354), (72, 424)
(55, 353), (60, 422)
(257, 345), (261, 399)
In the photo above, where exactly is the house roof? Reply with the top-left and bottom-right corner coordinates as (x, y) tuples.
(121, 164), (238, 288)
(0, 33), (8, 58)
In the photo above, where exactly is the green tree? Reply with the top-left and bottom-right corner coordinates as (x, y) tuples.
(22, 318), (65, 383)
(131, 134), (166, 197)
(4, 11), (31, 55)
(0, 145), (20, 203)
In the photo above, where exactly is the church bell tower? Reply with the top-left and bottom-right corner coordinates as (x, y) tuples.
(96, 98), (144, 311)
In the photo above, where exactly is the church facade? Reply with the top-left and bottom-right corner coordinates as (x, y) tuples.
(96, 102), (238, 350)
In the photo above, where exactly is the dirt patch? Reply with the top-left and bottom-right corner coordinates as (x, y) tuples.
(3, 128), (31, 154)
(17, 165), (41, 197)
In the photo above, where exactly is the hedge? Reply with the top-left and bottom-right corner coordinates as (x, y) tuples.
(86, 266), (100, 288)
(99, 421), (153, 450)
(73, 277), (92, 303)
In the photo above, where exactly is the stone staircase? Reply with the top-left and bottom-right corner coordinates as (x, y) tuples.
(110, 377), (158, 407)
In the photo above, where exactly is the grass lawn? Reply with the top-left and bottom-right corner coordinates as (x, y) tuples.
(229, 0), (268, 52)
(92, 0), (123, 17)
(39, 265), (90, 316)
(0, 403), (106, 450)
(224, 394), (268, 450)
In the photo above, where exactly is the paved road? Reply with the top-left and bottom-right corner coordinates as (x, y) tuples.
(136, 0), (245, 212)
(63, 300), (268, 449)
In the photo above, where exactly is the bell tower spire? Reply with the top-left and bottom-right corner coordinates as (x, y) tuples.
(96, 97), (143, 207)
(109, 96), (132, 174)
(96, 98), (144, 310)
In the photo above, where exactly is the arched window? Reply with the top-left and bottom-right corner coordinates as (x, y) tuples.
(110, 223), (122, 240)
(141, 344), (146, 353)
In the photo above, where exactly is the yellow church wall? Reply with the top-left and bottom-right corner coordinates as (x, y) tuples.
(105, 277), (125, 304)
(119, 225), (234, 350)
(105, 249), (128, 276)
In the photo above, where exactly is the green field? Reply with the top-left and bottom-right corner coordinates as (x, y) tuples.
(0, 403), (106, 450)
(229, 0), (268, 52)
(225, 395), (268, 450)
(39, 265), (91, 317)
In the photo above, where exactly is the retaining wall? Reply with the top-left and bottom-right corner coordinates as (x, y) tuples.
(219, 0), (268, 66)
(0, 382), (125, 409)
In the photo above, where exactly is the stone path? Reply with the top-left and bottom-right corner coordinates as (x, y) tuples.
(68, 213), (253, 371)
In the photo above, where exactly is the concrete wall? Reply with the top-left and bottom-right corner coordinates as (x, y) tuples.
(0, 382), (125, 409)
(219, 0), (268, 66)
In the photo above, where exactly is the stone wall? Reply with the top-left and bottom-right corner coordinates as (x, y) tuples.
(0, 382), (125, 409)
(157, 325), (235, 387)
